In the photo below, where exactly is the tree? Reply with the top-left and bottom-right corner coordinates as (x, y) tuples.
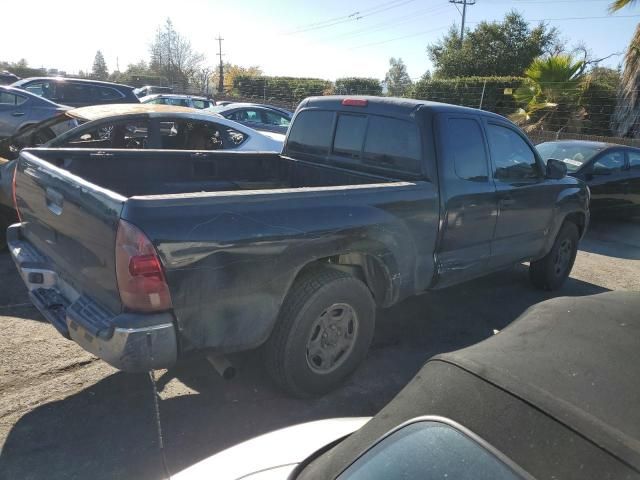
(212, 63), (263, 93)
(334, 77), (382, 95)
(384, 58), (412, 97)
(610, 0), (640, 137)
(511, 55), (586, 132)
(427, 12), (562, 78)
(92, 50), (108, 80)
(149, 18), (204, 88)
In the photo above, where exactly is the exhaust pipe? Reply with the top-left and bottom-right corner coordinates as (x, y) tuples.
(206, 353), (236, 380)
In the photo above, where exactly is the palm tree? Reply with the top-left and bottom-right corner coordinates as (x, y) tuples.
(511, 55), (586, 133)
(611, 0), (640, 137)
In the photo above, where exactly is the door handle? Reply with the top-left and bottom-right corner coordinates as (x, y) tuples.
(45, 187), (64, 215)
(11, 112), (25, 117)
(89, 151), (114, 158)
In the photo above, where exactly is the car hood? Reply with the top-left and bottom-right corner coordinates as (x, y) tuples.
(173, 417), (369, 480)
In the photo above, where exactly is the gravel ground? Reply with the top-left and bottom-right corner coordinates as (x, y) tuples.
(0, 218), (638, 480)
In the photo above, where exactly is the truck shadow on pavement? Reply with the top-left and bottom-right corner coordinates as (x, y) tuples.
(579, 217), (640, 260)
(0, 265), (608, 480)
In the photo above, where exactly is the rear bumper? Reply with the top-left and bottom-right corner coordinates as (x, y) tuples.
(7, 224), (178, 372)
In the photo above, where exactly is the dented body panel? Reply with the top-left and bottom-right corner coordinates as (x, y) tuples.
(10, 96), (589, 370)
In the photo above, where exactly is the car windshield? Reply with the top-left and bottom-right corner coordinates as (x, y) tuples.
(536, 142), (605, 172)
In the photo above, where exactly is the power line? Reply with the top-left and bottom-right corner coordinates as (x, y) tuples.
(286, 0), (418, 34)
(449, 0), (476, 41)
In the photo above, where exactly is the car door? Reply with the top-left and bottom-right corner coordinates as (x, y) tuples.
(579, 149), (628, 214)
(0, 91), (30, 137)
(627, 149), (640, 215)
(484, 121), (557, 268)
(59, 82), (94, 107)
(435, 114), (498, 287)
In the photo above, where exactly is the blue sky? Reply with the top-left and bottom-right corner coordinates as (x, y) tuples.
(3, 0), (638, 80)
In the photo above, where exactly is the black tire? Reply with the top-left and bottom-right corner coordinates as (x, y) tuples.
(529, 222), (579, 291)
(265, 267), (375, 397)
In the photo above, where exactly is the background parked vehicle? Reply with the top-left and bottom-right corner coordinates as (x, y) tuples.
(0, 71), (20, 85)
(537, 140), (640, 217)
(8, 96), (588, 397)
(0, 103), (283, 249)
(133, 85), (173, 97)
(0, 86), (68, 139)
(10, 77), (139, 107)
(140, 94), (216, 109)
(173, 292), (640, 480)
(209, 103), (292, 134)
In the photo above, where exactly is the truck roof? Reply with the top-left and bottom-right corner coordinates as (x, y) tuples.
(300, 95), (507, 122)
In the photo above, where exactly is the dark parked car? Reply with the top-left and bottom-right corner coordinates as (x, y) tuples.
(133, 85), (173, 97)
(11, 77), (139, 108)
(9, 96), (588, 396)
(0, 71), (20, 85)
(537, 140), (640, 216)
(0, 85), (68, 138)
(173, 292), (640, 480)
(210, 103), (292, 134)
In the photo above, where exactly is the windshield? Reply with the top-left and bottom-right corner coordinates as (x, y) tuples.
(536, 142), (604, 172)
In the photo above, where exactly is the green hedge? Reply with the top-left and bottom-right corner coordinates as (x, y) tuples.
(334, 77), (383, 95)
(412, 76), (525, 116)
(233, 76), (332, 104)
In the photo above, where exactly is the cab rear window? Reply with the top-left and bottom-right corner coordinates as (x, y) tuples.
(286, 109), (422, 176)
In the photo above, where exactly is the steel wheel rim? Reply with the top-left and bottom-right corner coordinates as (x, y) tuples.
(554, 238), (573, 276)
(306, 303), (359, 374)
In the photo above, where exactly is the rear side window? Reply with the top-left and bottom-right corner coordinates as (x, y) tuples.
(286, 110), (334, 156)
(62, 119), (150, 149)
(447, 118), (488, 182)
(0, 92), (27, 106)
(97, 87), (124, 101)
(363, 116), (421, 174)
(333, 114), (367, 158)
(159, 119), (229, 150)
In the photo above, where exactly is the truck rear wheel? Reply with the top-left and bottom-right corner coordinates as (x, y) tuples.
(265, 267), (375, 397)
(529, 222), (579, 291)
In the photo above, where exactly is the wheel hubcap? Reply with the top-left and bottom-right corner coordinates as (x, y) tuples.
(554, 238), (573, 276)
(306, 303), (358, 374)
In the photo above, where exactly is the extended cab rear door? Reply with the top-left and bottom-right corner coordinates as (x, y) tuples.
(435, 113), (497, 287)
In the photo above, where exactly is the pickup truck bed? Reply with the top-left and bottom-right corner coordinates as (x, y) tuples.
(10, 96), (589, 396)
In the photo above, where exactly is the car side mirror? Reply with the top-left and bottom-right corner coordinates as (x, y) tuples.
(546, 158), (567, 179)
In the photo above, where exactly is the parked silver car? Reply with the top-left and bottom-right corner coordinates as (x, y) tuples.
(0, 86), (67, 138)
(208, 103), (292, 134)
(140, 93), (216, 110)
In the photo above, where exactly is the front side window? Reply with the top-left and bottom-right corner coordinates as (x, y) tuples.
(628, 150), (640, 170)
(286, 110), (334, 156)
(62, 119), (150, 149)
(487, 124), (539, 181)
(338, 421), (523, 480)
(158, 119), (235, 150)
(23, 80), (58, 100)
(191, 99), (208, 109)
(447, 118), (489, 182)
(263, 110), (290, 126)
(592, 151), (626, 174)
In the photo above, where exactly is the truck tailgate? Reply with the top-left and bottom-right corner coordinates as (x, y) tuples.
(14, 150), (125, 314)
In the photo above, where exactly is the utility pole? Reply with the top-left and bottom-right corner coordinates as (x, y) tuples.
(216, 35), (224, 94)
(449, 0), (475, 42)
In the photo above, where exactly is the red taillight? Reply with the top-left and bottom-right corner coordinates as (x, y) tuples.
(12, 163), (22, 222)
(341, 98), (368, 107)
(115, 219), (172, 312)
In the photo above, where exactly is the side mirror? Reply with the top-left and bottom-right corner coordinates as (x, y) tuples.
(546, 158), (567, 179)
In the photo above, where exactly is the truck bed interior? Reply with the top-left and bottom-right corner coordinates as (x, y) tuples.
(31, 149), (392, 197)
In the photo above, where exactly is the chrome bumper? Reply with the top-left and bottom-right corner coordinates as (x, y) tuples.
(7, 223), (178, 372)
